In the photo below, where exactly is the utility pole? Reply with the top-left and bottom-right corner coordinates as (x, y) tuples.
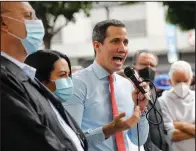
(93, 2), (124, 20)
(105, 6), (110, 19)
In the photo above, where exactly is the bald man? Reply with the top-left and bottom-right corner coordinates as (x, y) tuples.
(159, 60), (195, 151)
(1, 2), (87, 151)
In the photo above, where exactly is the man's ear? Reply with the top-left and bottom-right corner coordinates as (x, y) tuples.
(1, 17), (8, 32)
(93, 41), (101, 54)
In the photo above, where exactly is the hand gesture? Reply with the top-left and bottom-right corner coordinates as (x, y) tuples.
(112, 106), (141, 131)
(103, 106), (141, 137)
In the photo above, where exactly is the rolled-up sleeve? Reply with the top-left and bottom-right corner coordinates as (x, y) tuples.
(84, 127), (106, 146)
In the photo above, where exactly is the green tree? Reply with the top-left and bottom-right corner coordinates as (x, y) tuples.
(30, 2), (92, 49)
(163, 2), (195, 31)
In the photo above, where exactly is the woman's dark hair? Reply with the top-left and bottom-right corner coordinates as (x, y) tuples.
(24, 50), (72, 83)
(51, 50), (72, 77)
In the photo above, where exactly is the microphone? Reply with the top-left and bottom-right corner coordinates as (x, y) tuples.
(124, 66), (151, 101)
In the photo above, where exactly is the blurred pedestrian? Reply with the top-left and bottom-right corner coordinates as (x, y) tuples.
(159, 60), (195, 151)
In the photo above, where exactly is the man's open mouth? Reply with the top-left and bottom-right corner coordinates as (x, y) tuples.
(112, 56), (123, 62)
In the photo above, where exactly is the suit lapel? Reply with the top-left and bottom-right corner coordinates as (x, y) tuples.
(34, 79), (71, 124)
(34, 78), (87, 149)
(2, 56), (73, 128)
(1, 56), (29, 82)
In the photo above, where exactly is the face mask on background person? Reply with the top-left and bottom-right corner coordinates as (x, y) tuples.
(52, 77), (73, 102)
(138, 67), (155, 81)
(1, 15), (45, 55)
(173, 82), (190, 98)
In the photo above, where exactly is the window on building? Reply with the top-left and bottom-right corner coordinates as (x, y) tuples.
(123, 19), (147, 38)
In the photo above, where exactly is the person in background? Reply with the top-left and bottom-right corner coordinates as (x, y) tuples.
(132, 50), (169, 151)
(71, 65), (84, 73)
(63, 19), (150, 151)
(1, 2), (87, 151)
(154, 74), (172, 98)
(25, 50), (73, 102)
(159, 60), (195, 151)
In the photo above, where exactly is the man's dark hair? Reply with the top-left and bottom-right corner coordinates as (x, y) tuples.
(92, 19), (125, 56)
(132, 50), (158, 66)
(24, 50), (72, 83)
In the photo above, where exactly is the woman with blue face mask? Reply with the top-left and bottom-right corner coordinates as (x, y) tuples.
(24, 50), (73, 102)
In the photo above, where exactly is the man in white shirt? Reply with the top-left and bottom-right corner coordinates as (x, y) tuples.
(159, 60), (195, 151)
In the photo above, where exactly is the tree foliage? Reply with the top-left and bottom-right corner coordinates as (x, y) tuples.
(30, 2), (92, 48)
(163, 2), (195, 31)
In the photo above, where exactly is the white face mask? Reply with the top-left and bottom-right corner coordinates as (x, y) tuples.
(174, 83), (190, 98)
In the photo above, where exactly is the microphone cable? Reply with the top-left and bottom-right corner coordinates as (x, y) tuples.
(136, 98), (140, 151)
(136, 78), (163, 151)
(142, 79), (163, 125)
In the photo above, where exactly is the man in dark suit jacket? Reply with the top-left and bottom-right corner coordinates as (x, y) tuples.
(1, 2), (87, 151)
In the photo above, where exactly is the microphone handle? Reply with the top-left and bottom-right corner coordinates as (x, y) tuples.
(130, 76), (151, 101)
(130, 76), (146, 94)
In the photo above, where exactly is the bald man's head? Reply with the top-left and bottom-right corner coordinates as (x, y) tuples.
(1, 2), (36, 37)
(1, 2), (34, 15)
(1, 2), (37, 62)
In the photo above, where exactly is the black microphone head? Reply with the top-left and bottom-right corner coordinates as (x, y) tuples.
(124, 66), (135, 78)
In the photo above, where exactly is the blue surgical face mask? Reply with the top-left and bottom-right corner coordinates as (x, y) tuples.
(53, 77), (73, 102)
(2, 15), (45, 55)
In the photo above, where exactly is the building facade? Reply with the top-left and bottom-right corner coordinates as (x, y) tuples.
(50, 2), (195, 74)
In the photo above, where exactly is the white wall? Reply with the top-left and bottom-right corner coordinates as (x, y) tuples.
(51, 2), (195, 58)
(146, 2), (165, 37)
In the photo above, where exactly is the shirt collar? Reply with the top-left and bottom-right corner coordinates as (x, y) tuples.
(1, 51), (36, 80)
(91, 60), (117, 81)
